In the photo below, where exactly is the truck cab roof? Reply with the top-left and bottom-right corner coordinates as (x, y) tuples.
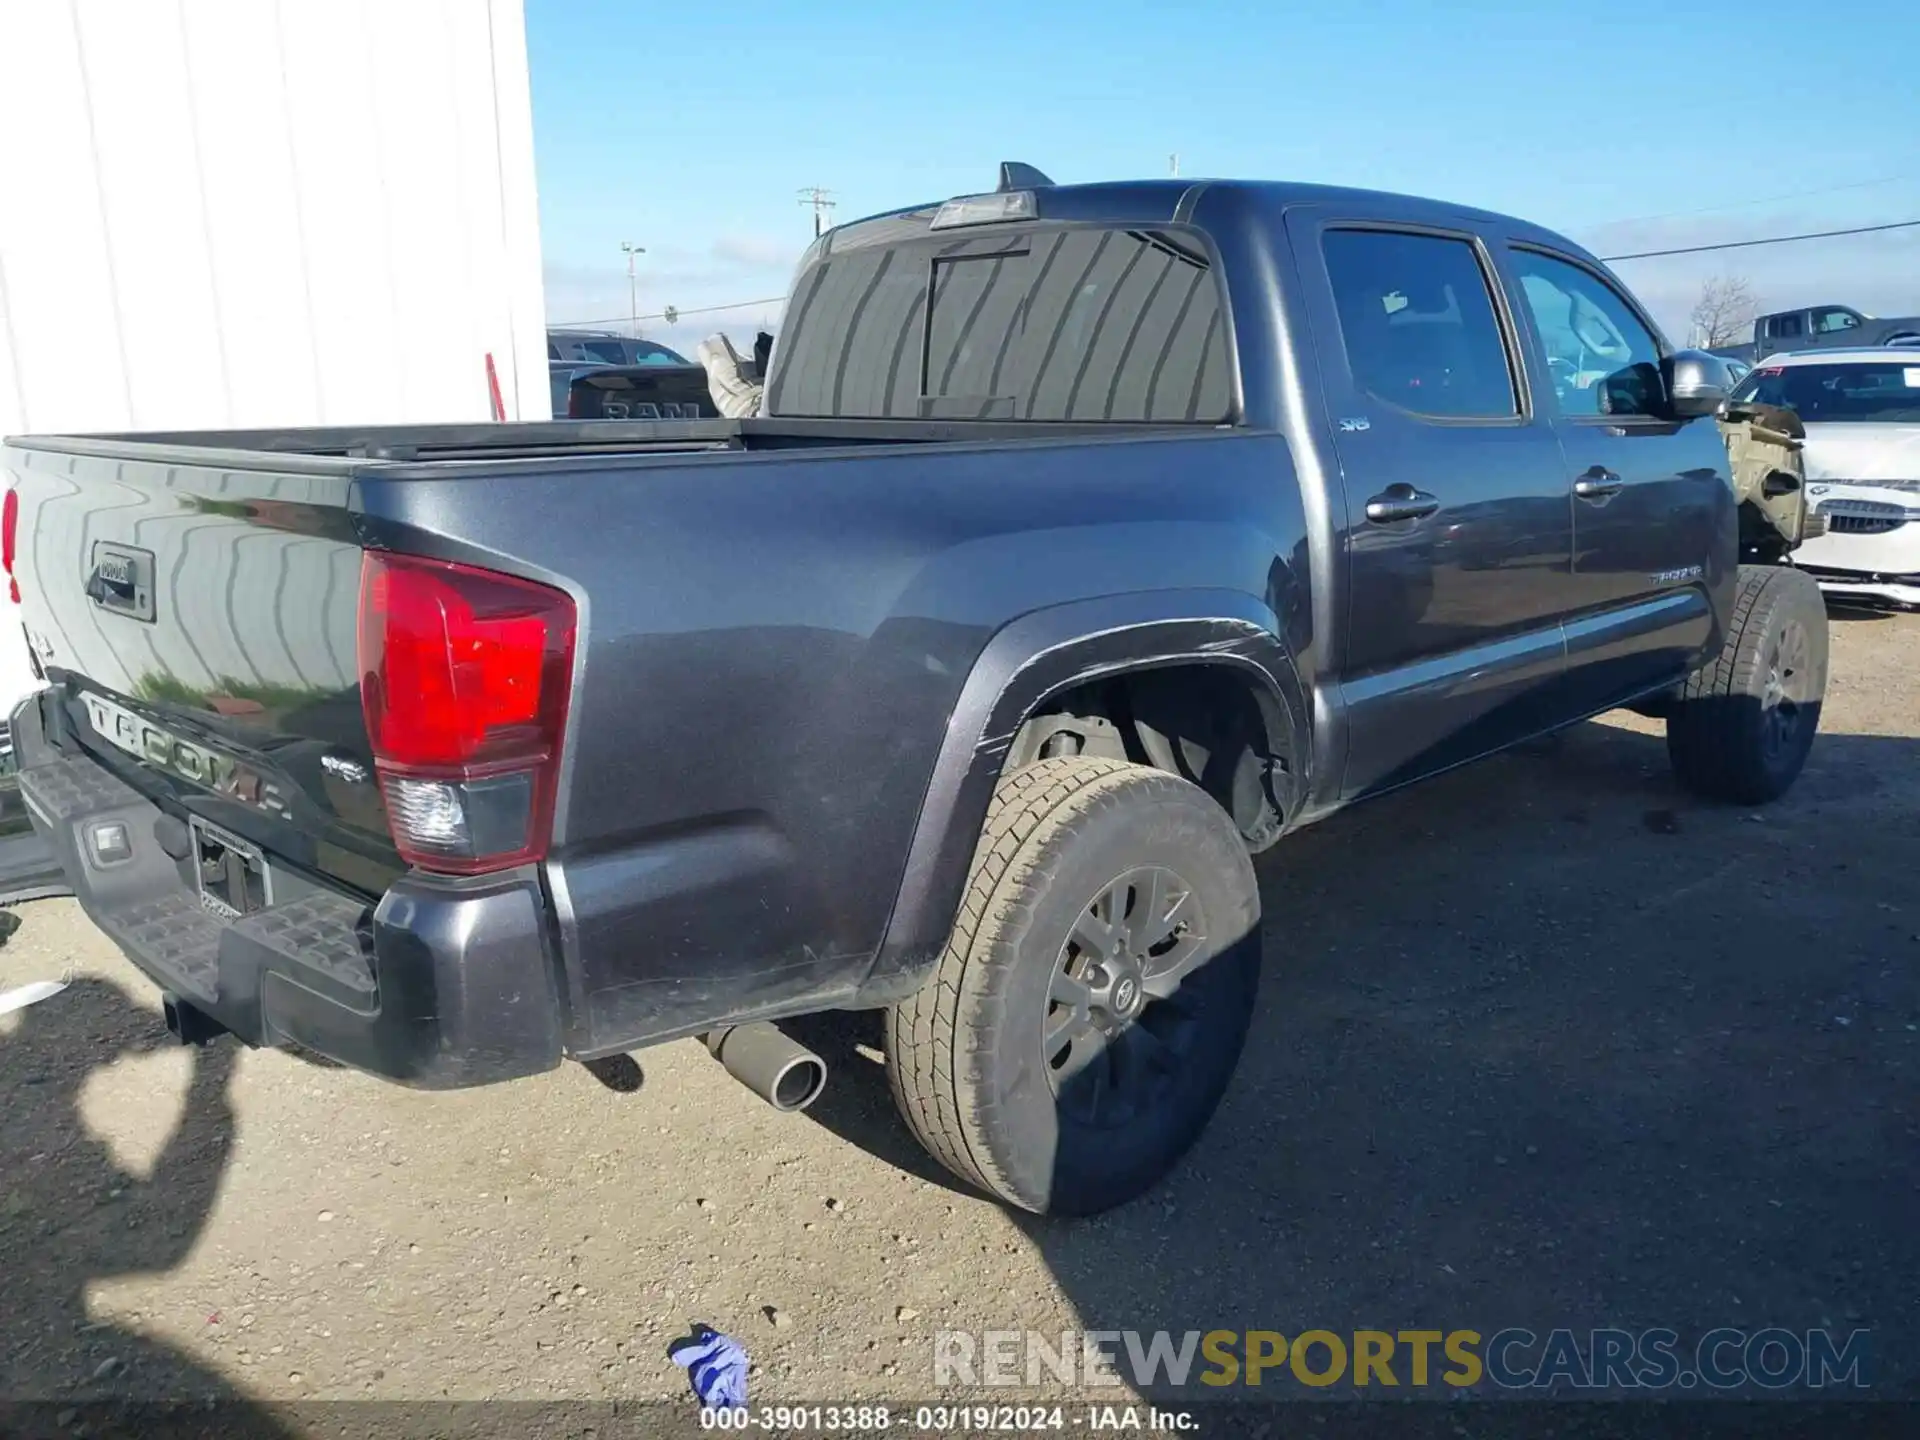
(824, 176), (1601, 269)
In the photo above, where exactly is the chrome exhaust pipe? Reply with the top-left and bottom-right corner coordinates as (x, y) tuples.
(703, 1023), (827, 1113)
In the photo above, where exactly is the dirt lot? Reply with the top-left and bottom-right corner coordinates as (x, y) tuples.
(2, 608), (1916, 1418)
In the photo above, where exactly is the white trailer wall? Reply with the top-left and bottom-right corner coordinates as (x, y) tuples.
(0, 0), (550, 707)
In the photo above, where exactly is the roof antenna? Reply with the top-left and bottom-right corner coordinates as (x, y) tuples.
(998, 161), (1054, 192)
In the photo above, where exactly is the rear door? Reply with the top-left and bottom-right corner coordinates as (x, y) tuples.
(1502, 247), (1730, 710)
(1286, 211), (1576, 798)
(1761, 310), (1807, 358)
(1809, 306), (1866, 350)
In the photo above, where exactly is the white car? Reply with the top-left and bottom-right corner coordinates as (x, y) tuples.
(1730, 347), (1920, 607)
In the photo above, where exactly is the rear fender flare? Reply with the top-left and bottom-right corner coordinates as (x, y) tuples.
(859, 589), (1307, 998)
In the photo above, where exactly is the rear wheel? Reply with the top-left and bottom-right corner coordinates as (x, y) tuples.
(886, 757), (1260, 1215)
(1667, 564), (1828, 804)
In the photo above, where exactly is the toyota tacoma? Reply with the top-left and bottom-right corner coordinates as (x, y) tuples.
(3, 166), (1827, 1215)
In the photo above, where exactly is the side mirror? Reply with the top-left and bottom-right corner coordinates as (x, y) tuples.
(1665, 350), (1735, 420)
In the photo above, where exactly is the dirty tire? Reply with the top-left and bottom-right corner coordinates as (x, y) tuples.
(886, 757), (1261, 1216)
(1667, 564), (1828, 805)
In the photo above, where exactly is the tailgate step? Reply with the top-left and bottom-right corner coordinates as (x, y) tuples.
(235, 891), (376, 998)
(102, 893), (222, 1001)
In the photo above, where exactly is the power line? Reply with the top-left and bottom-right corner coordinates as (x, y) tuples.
(549, 211), (1919, 330)
(1601, 217), (1920, 262)
(1583, 173), (1917, 231)
(550, 296), (786, 330)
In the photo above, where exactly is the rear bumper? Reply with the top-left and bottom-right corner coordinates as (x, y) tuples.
(1798, 566), (1920, 608)
(10, 695), (565, 1089)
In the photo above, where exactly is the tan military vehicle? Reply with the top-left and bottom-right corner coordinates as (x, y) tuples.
(1719, 398), (1827, 561)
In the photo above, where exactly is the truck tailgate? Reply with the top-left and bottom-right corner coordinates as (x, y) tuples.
(3, 444), (399, 896)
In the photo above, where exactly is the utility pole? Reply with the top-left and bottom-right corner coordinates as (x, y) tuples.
(1169, 154), (1180, 178)
(620, 241), (645, 337)
(798, 186), (837, 238)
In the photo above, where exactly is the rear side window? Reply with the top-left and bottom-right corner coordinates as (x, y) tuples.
(583, 340), (629, 364)
(1321, 229), (1518, 420)
(1771, 314), (1804, 339)
(766, 226), (1232, 422)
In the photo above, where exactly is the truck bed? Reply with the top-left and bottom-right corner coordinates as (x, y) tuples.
(4, 416), (1287, 1062)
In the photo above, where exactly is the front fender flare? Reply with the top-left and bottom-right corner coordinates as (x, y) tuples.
(856, 588), (1307, 1001)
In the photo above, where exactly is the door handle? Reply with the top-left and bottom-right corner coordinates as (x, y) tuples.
(1364, 485), (1440, 523)
(1573, 467), (1624, 499)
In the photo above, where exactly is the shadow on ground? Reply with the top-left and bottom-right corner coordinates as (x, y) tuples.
(806, 717), (1919, 1402)
(0, 974), (295, 1435)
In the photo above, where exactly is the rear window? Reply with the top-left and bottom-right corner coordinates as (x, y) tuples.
(630, 342), (691, 366)
(766, 226), (1233, 422)
(1733, 362), (1920, 423)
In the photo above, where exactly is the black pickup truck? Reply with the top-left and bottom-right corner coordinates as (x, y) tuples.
(3, 167), (1827, 1215)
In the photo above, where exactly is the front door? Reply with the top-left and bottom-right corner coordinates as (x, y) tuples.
(1809, 306), (1866, 351)
(1503, 247), (1732, 712)
(1288, 215), (1576, 799)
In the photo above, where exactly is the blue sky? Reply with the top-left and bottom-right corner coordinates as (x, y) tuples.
(526, 0), (1920, 355)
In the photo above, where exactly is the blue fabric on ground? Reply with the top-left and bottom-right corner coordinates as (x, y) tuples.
(670, 1325), (749, 1409)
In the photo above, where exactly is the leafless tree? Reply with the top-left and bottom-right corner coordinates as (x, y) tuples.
(1690, 275), (1758, 347)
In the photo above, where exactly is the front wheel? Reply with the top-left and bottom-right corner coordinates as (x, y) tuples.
(886, 757), (1261, 1215)
(1667, 564), (1828, 804)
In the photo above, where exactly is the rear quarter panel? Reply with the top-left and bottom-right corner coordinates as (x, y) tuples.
(357, 429), (1306, 1051)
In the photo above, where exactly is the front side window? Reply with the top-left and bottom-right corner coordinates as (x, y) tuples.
(1812, 307), (1861, 335)
(1509, 250), (1665, 419)
(1320, 229), (1518, 419)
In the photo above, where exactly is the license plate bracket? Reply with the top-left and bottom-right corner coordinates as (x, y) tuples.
(189, 816), (270, 919)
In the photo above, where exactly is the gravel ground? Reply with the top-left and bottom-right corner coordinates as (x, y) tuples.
(2, 608), (1915, 1421)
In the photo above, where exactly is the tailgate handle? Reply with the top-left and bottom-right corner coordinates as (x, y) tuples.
(83, 543), (156, 621)
(85, 567), (135, 603)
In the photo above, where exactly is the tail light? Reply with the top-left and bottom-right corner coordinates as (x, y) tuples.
(3, 488), (19, 603)
(357, 552), (576, 875)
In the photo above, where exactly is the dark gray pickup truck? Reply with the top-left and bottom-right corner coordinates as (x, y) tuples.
(1709, 302), (1920, 365)
(2, 167), (1828, 1215)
